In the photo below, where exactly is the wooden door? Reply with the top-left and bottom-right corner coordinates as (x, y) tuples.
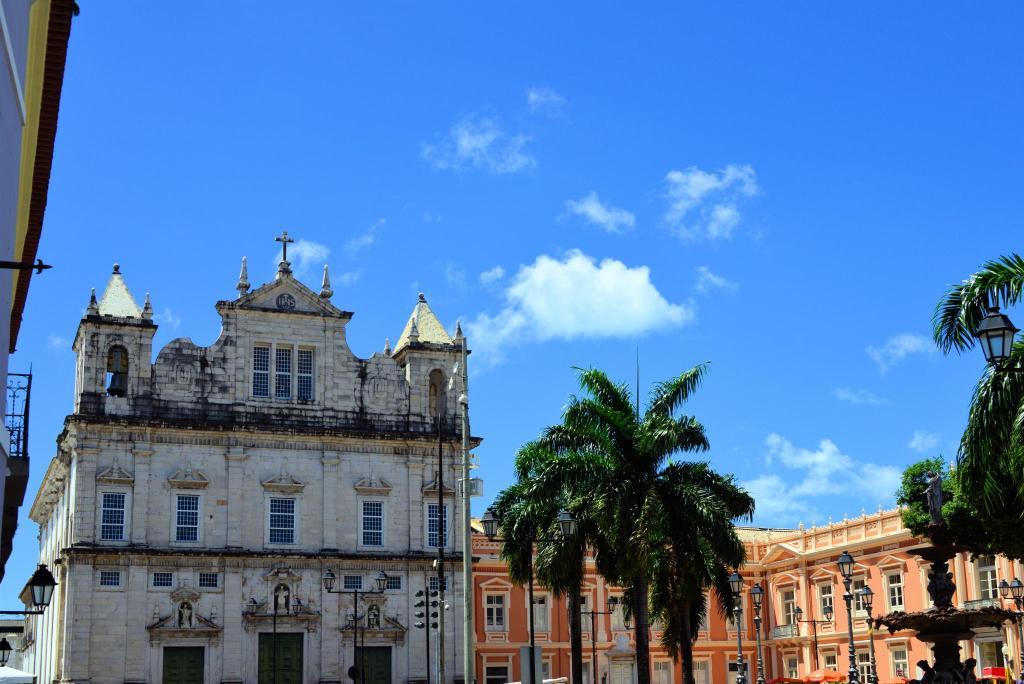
(259, 632), (304, 684)
(162, 646), (204, 684)
(355, 646), (392, 684)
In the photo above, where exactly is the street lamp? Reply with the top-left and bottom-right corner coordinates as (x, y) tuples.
(794, 600), (834, 670)
(323, 569), (389, 684)
(482, 506), (578, 684)
(729, 571), (747, 684)
(580, 596), (618, 684)
(859, 587), (878, 684)
(999, 578), (1024, 677)
(975, 306), (1019, 365)
(0, 564), (59, 616)
(837, 551), (861, 684)
(750, 583), (766, 684)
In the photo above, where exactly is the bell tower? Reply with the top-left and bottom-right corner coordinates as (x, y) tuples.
(71, 264), (157, 415)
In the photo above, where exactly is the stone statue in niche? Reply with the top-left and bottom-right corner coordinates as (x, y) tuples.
(367, 603), (381, 629)
(274, 583), (290, 613)
(177, 601), (193, 628)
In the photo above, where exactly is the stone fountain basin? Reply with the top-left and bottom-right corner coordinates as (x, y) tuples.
(878, 606), (1018, 643)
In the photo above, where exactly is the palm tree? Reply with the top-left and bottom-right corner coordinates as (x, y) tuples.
(932, 254), (1024, 524)
(537, 363), (746, 684)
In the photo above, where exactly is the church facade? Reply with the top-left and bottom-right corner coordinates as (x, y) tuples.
(24, 244), (475, 684)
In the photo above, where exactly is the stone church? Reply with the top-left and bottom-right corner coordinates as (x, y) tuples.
(25, 242), (475, 684)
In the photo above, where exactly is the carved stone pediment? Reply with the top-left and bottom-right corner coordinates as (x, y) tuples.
(148, 611), (221, 644)
(170, 587), (201, 602)
(97, 458), (134, 485)
(262, 468), (304, 493)
(354, 476), (393, 496)
(168, 465), (209, 489)
(421, 474), (455, 496)
(263, 567), (302, 583)
(340, 615), (407, 645)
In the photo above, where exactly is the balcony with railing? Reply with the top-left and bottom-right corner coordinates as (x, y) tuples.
(964, 597), (999, 610)
(771, 623), (799, 639)
(1, 372), (32, 581)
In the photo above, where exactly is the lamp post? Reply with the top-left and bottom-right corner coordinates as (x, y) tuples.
(794, 602), (834, 670)
(0, 564), (59, 668)
(975, 305), (1020, 367)
(729, 571), (747, 684)
(481, 506), (578, 684)
(323, 569), (389, 684)
(858, 587), (878, 684)
(750, 583), (766, 684)
(999, 578), (1024, 678)
(580, 598), (620, 684)
(838, 551), (861, 684)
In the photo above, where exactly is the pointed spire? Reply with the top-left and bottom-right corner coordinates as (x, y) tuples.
(384, 338), (392, 356)
(98, 263), (142, 317)
(87, 287), (99, 315)
(320, 265), (333, 299)
(142, 292), (153, 320)
(454, 320), (464, 343)
(237, 256), (250, 295)
(408, 317), (420, 343)
(393, 292), (453, 352)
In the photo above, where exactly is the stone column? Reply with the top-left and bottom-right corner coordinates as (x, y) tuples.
(60, 562), (93, 681)
(130, 445), (153, 545)
(225, 447), (247, 548)
(322, 452), (340, 550)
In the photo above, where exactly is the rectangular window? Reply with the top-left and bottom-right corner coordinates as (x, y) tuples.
(824, 654), (838, 670)
(99, 570), (121, 587)
(852, 579), (867, 614)
(654, 661), (672, 684)
(886, 573), (905, 611)
(362, 501), (384, 546)
(694, 661), (710, 684)
(253, 345), (270, 397)
(429, 575), (441, 592)
(297, 349), (314, 401)
(100, 492), (127, 541)
(152, 572), (173, 588)
(579, 662), (591, 684)
(857, 651), (872, 683)
(533, 594), (549, 632)
(268, 498), (295, 544)
(485, 595), (505, 631)
(175, 494), (200, 542)
(343, 575), (363, 590)
(612, 599), (627, 630)
(819, 583), (834, 618)
(427, 503), (448, 548)
(978, 556), (998, 599)
(275, 347), (292, 399)
(781, 588), (796, 625)
(485, 666), (509, 684)
(786, 658), (799, 679)
(385, 575), (402, 591)
(198, 572), (219, 589)
(892, 649), (909, 678)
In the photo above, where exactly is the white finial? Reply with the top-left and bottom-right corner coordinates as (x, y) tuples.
(384, 338), (392, 356)
(87, 287), (99, 315)
(861, 507), (866, 518)
(828, 515), (833, 526)
(142, 292), (153, 319)
(408, 317), (420, 343)
(799, 521), (805, 531)
(320, 265), (333, 299)
(237, 257), (250, 295)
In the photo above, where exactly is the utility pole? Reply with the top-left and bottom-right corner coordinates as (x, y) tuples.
(459, 332), (473, 684)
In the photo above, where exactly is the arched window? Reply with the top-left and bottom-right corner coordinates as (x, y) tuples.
(428, 369), (446, 420)
(106, 345), (129, 397)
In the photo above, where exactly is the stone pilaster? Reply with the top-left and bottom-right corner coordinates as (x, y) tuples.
(75, 446), (99, 544)
(221, 569), (244, 682)
(225, 446), (247, 548)
(130, 445), (153, 545)
(322, 452), (340, 550)
(124, 563), (148, 680)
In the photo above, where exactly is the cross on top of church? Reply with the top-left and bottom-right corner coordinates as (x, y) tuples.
(275, 231), (295, 263)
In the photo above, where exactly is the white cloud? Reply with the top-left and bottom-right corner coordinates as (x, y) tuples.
(421, 115), (536, 175)
(346, 219), (384, 257)
(337, 271), (360, 286)
(526, 86), (567, 116)
(833, 387), (886, 406)
(866, 333), (935, 372)
(564, 192), (636, 234)
(479, 266), (505, 286)
(466, 249), (694, 367)
(155, 307), (182, 331)
(274, 238), (330, 279)
(908, 430), (941, 453)
(663, 164), (759, 239)
(445, 263), (466, 289)
(47, 334), (69, 352)
(694, 266), (738, 293)
(742, 433), (902, 527)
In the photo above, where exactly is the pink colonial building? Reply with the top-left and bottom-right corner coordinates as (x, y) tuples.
(474, 508), (1024, 684)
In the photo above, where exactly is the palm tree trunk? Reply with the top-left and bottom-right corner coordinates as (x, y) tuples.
(634, 574), (652, 684)
(679, 601), (694, 684)
(569, 586), (584, 684)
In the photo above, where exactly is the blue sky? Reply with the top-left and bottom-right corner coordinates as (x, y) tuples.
(2, 2), (1022, 601)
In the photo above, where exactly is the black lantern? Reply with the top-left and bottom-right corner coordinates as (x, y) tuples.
(0, 637), (10, 666)
(1000, 579), (1011, 599)
(245, 597), (258, 615)
(375, 570), (389, 593)
(556, 509), (577, 539)
(859, 586), (874, 613)
(750, 583), (764, 610)
(1011, 578), (1024, 601)
(794, 606), (803, 622)
(838, 551), (855, 580)
(26, 564), (57, 610)
(481, 507), (499, 541)
(975, 306), (1019, 365)
(322, 569), (337, 593)
(292, 597), (303, 615)
(729, 571), (744, 597)
(824, 602), (835, 621)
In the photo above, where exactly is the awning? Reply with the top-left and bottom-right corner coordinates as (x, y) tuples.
(804, 669), (847, 683)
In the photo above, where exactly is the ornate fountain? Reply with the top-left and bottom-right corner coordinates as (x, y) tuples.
(877, 473), (1017, 684)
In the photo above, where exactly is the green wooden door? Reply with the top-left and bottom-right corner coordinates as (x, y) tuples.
(355, 646), (392, 684)
(162, 646), (204, 684)
(258, 632), (304, 684)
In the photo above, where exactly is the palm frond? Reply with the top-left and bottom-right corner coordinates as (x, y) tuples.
(933, 254), (1024, 354)
(646, 363), (710, 419)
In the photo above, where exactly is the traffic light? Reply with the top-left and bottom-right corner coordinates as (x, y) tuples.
(414, 600), (425, 607)
(414, 622), (425, 629)
(415, 590), (424, 597)
(429, 590), (438, 597)
(415, 611), (425, 619)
